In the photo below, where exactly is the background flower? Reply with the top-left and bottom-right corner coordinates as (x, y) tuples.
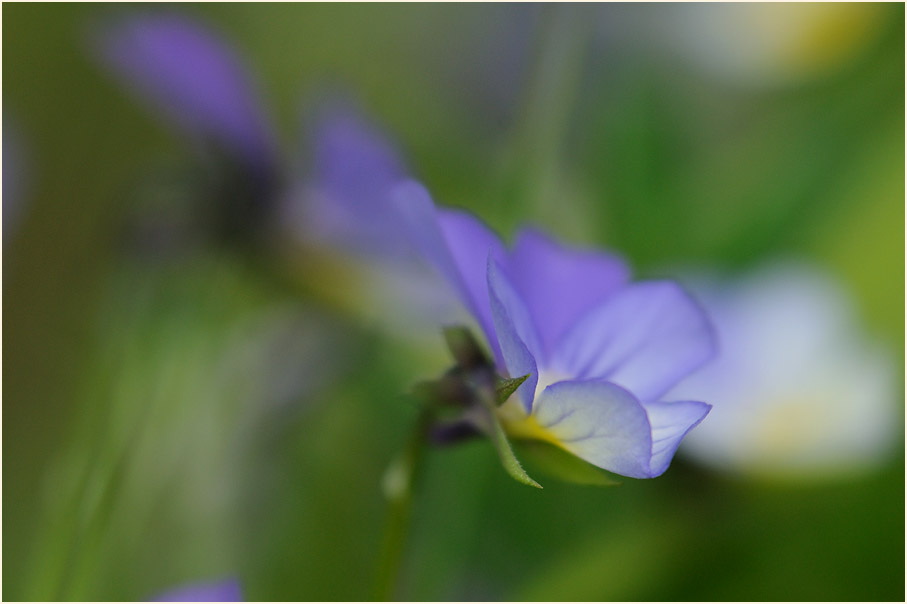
(96, 13), (278, 186)
(2, 115), (30, 242)
(95, 13), (464, 343)
(154, 578), (242, 602)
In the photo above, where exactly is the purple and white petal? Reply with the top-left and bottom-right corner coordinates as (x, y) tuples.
(95, 14), (275, 180)
(154, 578), (242, 602)
(487, 258), (540, 409)
(553, 281), (716, 403)
(508, 228), (630, 359)
(531, 379), (653, 478)
(642, 399), (711, 477)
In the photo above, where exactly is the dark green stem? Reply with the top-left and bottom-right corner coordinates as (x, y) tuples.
(372, 407), (432, 601)
(509, 4), (592, 212)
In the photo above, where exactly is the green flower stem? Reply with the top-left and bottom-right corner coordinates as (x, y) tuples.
(503, 4), (593, 227)
(372, 407), (433, 601)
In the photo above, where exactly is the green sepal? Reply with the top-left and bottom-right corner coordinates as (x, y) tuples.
(495, 373), (530, 405)
(438, 327), (541, 488)
(489, 414), (543, 489)
(474, 382), (542, 489)
(513, 440), (621, 487)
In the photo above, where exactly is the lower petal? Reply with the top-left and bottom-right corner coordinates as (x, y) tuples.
(531, 380), (653, 478)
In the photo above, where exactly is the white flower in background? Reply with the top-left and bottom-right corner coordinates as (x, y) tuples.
(670, 261), (900, 479)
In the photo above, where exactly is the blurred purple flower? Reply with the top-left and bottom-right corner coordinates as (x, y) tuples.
(94, 12), (465, 336)
(288, 101), (415, 258)
(94, 14), (419, 255)
(3, 114), (29, 240)
(154, 578), (242, 602)
(391, 181), (716, 478)
(96, 14), (277, 186)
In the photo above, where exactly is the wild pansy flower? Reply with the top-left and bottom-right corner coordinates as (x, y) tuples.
(669, 262), (899, 478)
(154, 578), (242, 602)
(391, 181), (716, 479)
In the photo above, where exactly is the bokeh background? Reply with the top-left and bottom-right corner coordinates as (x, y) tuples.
(3, 3), (904, 601)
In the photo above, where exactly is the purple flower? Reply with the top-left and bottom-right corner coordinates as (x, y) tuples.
(391, 181), (716, 478)
(93, 15), (421, 255)
(3, 114), (29, 241)
(289, 101), (415, 258)
(94, 14), (412, 248)
(95, 14), (277, 186)
(154, 578), (242, 602)
(93, 13), (466, 336)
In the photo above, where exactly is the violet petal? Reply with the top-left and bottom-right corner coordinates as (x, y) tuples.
(509, 227), (630, 359)
(554, 280), (716, 402)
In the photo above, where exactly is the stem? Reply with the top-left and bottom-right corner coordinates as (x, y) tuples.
(503, 4), (593, 228)
(372, 407), (432, 601)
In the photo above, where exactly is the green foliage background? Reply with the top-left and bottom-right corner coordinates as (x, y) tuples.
(3, 3), (904, 601)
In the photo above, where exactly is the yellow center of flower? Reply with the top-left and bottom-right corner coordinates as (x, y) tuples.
(494, 369), (572, 450)
(496, 397), (545, 439)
